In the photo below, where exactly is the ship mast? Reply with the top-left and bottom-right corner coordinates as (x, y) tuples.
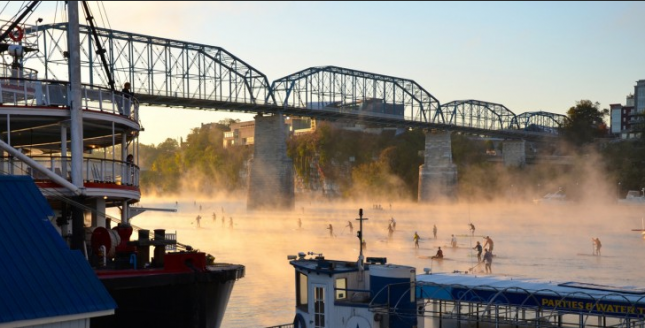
(67, 1), (86, 250)
(356, 208), (368, 272)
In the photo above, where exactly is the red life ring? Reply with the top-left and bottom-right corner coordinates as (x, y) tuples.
(9, 26), (24, 42)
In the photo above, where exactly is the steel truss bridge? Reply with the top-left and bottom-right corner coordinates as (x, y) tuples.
(20, 23), (566, 141)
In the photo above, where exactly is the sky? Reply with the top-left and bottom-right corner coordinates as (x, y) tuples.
(2, 1), (645, 145)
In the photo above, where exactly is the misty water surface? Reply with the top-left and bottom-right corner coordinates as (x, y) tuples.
(125, 197), (645, 327)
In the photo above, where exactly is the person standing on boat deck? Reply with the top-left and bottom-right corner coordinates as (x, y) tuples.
(212, 212), (216, 222)
(432, 247), (443, 259)
(387, 223), (394, 240)
(469, 223), (476, 236)
(195, 215), (201, 228)
(433, 224), (437, 239)
(120, 82), (133, 116)
(483, 249), (493, 273)
(451, 234), (457, 248)
(390, 217), (396, 230)
(122, 82), (133, 97)
(125, 154), (135, 185)
(473, 241), (483, 262)
(346, 221), (353, 234)
(298, 218), (302, 229)
(592, 237), (602, 256)
(327, 224), (334, 237)
(483, 236), (494, 253)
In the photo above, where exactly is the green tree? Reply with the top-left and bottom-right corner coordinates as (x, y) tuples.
(217, 118), (240, 127)
(138, 120), (252, 196)
(140, 138), (182, 194)
(562, 100), (608, 147)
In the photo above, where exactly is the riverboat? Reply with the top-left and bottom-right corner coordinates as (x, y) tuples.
(0, 2), (244, 327)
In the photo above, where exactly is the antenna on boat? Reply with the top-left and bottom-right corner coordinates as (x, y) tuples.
(356, 208), (368, 271)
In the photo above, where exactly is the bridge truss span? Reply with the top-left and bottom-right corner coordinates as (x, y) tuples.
(270, 66), (443, 125)
(513, 111), (567, 135)
(26, 23), (275, 107)
(442, 99), (519, 131)
(17, 22), (563, 140)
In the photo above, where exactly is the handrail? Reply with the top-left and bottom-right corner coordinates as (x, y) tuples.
(0, 68), (139, 121)
(0, 140), (83, 195)
(0, 155), (140, 188)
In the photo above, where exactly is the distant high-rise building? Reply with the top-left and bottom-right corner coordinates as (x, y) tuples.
(610, 100), (634, 139)
(610, 80), (644, 139)
(635, 80), (645, 113)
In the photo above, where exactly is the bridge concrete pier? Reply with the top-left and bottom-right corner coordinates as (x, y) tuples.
(247, 114), (295, 210)
(418, 130), (458, 202)
(502, 140), (526, 167)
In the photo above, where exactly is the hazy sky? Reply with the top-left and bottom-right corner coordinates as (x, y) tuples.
(3, 1), (645, 145)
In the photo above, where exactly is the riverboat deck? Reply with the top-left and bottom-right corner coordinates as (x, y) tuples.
(409, 272), (645, 328)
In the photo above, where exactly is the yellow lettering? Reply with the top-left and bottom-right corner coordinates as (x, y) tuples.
(586, 303), (594, 311)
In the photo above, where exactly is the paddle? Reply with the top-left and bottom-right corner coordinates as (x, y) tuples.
(468, 262), (482, 272)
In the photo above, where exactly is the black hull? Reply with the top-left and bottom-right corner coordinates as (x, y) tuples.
(92, 264), (244, 328)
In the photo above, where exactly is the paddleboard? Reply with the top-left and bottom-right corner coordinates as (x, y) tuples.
(417, 256), (450, 260)
(576, 253), (605, 257)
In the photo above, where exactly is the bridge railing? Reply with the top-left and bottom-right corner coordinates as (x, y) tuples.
(0, 156), (139, 187)
(311, 104), (426, 123)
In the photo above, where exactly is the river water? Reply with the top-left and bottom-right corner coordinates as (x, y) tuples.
(129, 197), (645, 328)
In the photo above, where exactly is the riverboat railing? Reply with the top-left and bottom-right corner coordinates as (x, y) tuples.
(0, 64), (139, 121)
(0, 155), (139, 187)
(367, 281), (645, 328)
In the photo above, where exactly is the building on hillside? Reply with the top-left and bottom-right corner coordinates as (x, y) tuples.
(223, 121), (255, 148)
(610, 95), (635, 139)
(222, 117), (316, 148)
(610, 80), (645, 139)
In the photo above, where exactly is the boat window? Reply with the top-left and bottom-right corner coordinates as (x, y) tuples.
(296, 272), (308, 311)
(314, 286), (325, 328)
(335, 278), (347, 300)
